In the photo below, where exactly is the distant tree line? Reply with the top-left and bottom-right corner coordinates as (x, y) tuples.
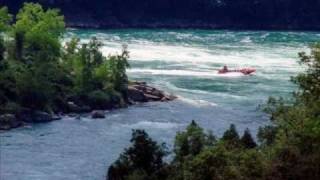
(108, 43), (320, 180)
(1, 0), (320, 30)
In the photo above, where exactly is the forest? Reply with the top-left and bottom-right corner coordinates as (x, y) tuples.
(2, 0), (320, 30)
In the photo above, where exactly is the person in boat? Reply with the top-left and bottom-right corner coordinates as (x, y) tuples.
(223, 65), (228, 71)
(219, 65), (229, 73)
(218, 65), (256, 75)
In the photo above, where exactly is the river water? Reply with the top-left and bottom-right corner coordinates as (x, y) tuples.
(1, 29), (319, 180)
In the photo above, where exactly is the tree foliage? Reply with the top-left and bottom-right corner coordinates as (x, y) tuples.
(0, 3), (131, 113)
(240, 128), (257, 149)
(0, 7), (11, 32)
(107, 130), (168, 180)
(174, 120), (216, 162)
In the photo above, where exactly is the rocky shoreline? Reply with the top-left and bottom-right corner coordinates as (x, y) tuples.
(0, 82), (176, 131)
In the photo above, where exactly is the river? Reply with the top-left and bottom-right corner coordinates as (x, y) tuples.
(1, 29), (319, 180)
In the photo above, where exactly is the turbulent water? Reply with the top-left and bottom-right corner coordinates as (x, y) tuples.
(1, 29), (320, 180)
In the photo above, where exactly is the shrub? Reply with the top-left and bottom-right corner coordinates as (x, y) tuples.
(87, 90), (113, 109)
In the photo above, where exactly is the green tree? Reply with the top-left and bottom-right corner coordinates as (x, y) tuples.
(263, 43), (320, 180)
(174, 120), (216, 162)
(240, 128), (257, 149)
(108, 130), (168, 180)
(221, 124), (241, 148)
(0, 7), (11, 62)
(11, 3), (66, 111)
(257, 125), (277, 146)
(0, 7), (13, 106)
(105, 45), (130, 99)
(0, 7), (11, 32)
(185, 144), (240, 180)
(1, 3), (131, 114)
(12, 3), (64, 62)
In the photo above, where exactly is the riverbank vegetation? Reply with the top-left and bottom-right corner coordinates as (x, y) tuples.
(108, 43), (320, 180)
(0, 3), (131, 128)
(0, 3), (175, 130)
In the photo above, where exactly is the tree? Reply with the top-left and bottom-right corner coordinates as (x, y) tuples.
(174, 120), (216, 162)
(10, 3), (66, 111)
(105, 45), (130, 99)
(257, 125), (277, 146)
(0, 7), (11, 32)
(222, 124), (241, 148)
(107, 130), (168, 180)
(12, 2), (64, 62)
(186, 145), (235, 180)
(0, 3), (131, 115)
(262, 43), (320, 180)
(0, 7), (13, 106)
(0, 7), (11, 62)
(240, 128), (257, 149)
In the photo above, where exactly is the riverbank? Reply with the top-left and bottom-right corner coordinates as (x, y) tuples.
(0, 81), (176, 131)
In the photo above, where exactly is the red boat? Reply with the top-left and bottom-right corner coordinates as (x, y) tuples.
(218, 68), (256, 75)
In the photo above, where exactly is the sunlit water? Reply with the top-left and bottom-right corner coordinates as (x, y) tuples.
(1, 29), (319, 180)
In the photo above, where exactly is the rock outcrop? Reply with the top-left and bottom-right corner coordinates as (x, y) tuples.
(67, 102), (91, 113)
(33, 111), (57, 123)
(0, 114), (22, 130)
(91, 110), (106, 119)
(128, 81), (177, 103)
(1, 82), (176, 131)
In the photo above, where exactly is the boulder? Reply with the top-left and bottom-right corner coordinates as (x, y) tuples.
(91, 110), (105, 119)
(80, 105), (92, 113)
(52, 115), (62, 121)
(0, 114), (22, 130)
(128, 81), (177, 103)
(67, 101), (91, 113)
(164, 94), (177, 101)
(67, 101), (81, 112)
(15, 108), (33, 123)
(127, 87), (147, 102)
(149, 89), (164, 98)
(144, 94), (162, 101)
(33, 111), (53, 123)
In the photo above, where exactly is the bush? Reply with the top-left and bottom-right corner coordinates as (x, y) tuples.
(87, 90), (113, 109)
(0, 102), (22, 115)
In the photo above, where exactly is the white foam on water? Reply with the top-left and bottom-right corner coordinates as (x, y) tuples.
(178, 97), (218, 107)
(120, 121), (180, 129)
(63, 31), (308, 77)
(128, 69), (244, 78)
(99, 42), (303, 73)
(162, 81), (247, 100)
(240, 36), (252, 43)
